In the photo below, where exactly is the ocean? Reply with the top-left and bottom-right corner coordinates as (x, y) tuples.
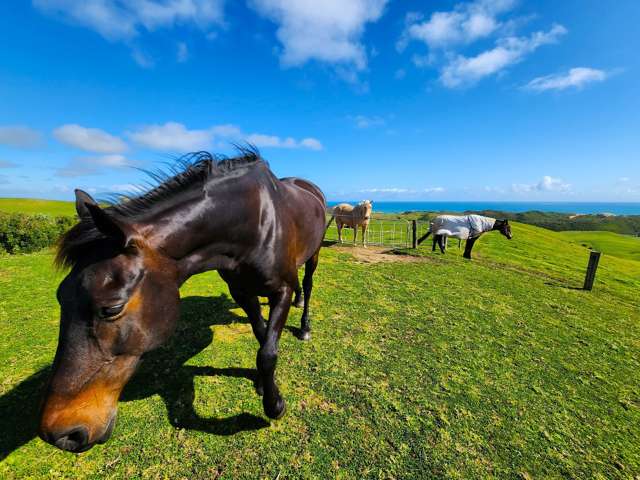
(327, 201), (640, 216)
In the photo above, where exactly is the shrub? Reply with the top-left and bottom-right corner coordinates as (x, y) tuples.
(0, 212), (76, 254)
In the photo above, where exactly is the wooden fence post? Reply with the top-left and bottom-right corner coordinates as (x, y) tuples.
(583, 251), (601, 291)
(412, 220), (418, 249)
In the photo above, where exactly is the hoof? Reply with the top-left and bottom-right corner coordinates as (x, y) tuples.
(293, 298), (304, 308)
(299, 330), (311, 341)
(264, 398), (286, 420)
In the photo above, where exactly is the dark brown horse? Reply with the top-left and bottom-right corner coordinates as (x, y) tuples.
(39, 149), (326, 453)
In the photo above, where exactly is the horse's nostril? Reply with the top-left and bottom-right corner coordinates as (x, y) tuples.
(52, 426), (90, 452)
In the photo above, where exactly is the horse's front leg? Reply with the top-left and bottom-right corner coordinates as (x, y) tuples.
(337, 222), (343, 243)
(353, 224), (357, 245)
(361, 224), (367, 247)
(229, 287), (267, 395)
(259, 286), (293, 419)
(432, 235), (438, 252)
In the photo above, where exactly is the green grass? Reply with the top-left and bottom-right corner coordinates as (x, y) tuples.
(558, 230), (640, 262)
(0, 198), (75, 216)
(1, 223), (639, 478)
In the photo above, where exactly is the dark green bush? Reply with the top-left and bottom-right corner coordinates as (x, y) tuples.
(0, 212), (76, 254)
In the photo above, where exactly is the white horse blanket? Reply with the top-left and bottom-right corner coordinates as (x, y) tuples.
(430, 214), (495, 240)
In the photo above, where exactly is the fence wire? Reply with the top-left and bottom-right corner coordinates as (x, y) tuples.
(324, 214), (413, 248)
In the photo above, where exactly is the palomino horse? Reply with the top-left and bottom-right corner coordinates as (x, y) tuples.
(39, 149), (326, 453)
(326, 200), (373, 247)
(417, 214), (512, 259)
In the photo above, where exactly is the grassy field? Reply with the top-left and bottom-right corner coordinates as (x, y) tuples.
(1, 223), (639, 478)
(558, 231), (640, 262)
(0, 198), (75, 216)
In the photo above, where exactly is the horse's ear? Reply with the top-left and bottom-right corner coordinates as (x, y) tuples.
(74, 189), (97, 219)
(85, 203), (139, 249)
(503, 219), (509, 224)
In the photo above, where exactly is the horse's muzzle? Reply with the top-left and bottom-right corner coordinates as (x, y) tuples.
(40, 412), (117, 453)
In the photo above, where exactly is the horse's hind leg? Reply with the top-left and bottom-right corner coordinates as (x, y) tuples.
(432, 235), (438, 252)
(293, 286), (303, 308)
(439, 235), (447, 254)
(299, 249), (320, 341)
(259, 286), (293, 419)
(337, 222), (343, 243)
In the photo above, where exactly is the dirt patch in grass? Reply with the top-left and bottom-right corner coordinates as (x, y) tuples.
(331, 245), (428, 264)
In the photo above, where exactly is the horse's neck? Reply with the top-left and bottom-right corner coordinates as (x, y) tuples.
(140, 179), (259, 279)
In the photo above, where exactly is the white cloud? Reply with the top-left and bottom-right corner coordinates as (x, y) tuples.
(512, 175), (571, 193)
(299, 138), (323, 150)
(108, 183), (141, 192)
(399, 0), (516, 51)
(210, 124), (243, 138)
(424, 187), (445, 194)
(360, 187), (411, 193)
(351, 115), (385, 129)
(245, 133), (323, 150)
(54, 124), (128, 153)
(0, 126), (42, 148)
(55, 154), (132, 177)
(129, 122), (213, 151)
(484, 185), (506, 194)
(177, 42), (189, 62)
(33, 0), (225, 41)
(524, 67), (608, 92)
(132, 49), (155, 68)
(440, 24), (567, 87)
(129, 121), (323, 151)
(248, 0), (388, 70)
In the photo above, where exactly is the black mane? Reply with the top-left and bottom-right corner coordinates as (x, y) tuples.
(56, 147), (264, 268)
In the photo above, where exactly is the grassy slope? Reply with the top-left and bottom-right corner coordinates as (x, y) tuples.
(558, 231), (640, 262)
(0, 198), (75, 216)
(0, 223), (639, 479)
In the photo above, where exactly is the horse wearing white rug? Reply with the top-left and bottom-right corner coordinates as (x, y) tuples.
(417, 214), (512, 259)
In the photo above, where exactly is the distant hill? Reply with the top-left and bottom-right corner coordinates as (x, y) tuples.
(408, 210), (640, 236)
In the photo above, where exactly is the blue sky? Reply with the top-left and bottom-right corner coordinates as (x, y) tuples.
(0, 0), (638, 202)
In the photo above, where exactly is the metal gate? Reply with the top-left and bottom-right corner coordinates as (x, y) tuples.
(324, 215), (413, 248)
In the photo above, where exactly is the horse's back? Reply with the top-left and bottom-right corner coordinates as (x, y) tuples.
(280, 177), (326, 207)
(431, 215), (470, 239)
(332, 203), (354, 215)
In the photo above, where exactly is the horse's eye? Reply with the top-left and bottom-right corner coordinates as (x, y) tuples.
(99, 304), (125, 319)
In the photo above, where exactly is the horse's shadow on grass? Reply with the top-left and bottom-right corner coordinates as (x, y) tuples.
(0, 294), (268, 461)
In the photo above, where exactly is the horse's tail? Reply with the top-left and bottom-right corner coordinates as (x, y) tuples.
(416, 222), (433, 245)
(325, 215), (335, 232)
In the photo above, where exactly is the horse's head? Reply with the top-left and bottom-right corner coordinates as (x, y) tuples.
(496, 219), (513, 240)
(39, 190), (181, 453)
(360, 200), (373, 220)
